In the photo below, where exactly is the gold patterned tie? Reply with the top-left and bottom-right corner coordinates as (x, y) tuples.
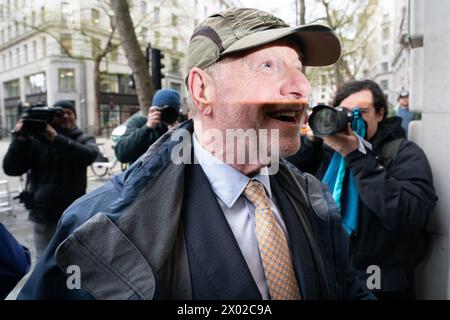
(243, 179), (301, 300)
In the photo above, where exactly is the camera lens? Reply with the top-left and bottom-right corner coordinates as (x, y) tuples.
(160, 107), (179, 125)
(308, 104), (353, 136)
(313, 108), (337, 135)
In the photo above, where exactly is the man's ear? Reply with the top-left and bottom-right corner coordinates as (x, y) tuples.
(188, 68), (214, 116)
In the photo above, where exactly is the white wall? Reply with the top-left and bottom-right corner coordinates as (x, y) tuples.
(411, 0), (450, 299)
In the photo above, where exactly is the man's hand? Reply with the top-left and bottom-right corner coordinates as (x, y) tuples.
(43, 124), (58, 142)
(146, 107), (162, 129)
(303, 124), (323, 143)
(13, 119), (31, 141)
(322, 124), (359, 157)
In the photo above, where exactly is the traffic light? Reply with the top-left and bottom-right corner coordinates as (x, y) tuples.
(151, 48), (165, 90)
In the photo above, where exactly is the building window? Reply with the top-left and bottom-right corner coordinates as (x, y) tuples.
(383, 13), (389, 23)
(91, 37), (101, 57)
(204, 6), (208, 17)
(382, 62), (389, 73)
(171, 56), (180, 73)
(40, 6), (45, 23)
(140, 1), (147, 14)
(154, 31), (160, 46)
(24, 44), (28, 62)
(25, 72), (46, 94)
(118, 74), (134, 94)
(31, 11), (35, 26)
(140, 27), (148, 42)
(100, 74), (135, 94)
(2, 54), (5, 71)
(91, 8), (100, 25)
(382, 44), (389, 55)
(382, 26), (389, 40)
(100, 104), (120, 131)
(16, 47), (20, 65)
(14, 21), (18, 37)
(60, 34), (72, 54)
(42, 36), (46, 56)
(1, 30), (4, 43)
(172, 37), (178, 51)
(3, 79), (20, 98)
(32, 41), (37, 58)
(61, 2), (71, 22)
(380, 79), (389, 90)
(154, 7), (160, 23)
(100, 73), (119, 93)
(59, 68), (75, 91)
(7, 25), (11, 40)
(171, 14), (177, 27)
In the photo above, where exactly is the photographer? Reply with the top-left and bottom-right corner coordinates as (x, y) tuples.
(115, 88), (181, 164)
(2, 100), (99, 259)
(287, 80), (437, 299)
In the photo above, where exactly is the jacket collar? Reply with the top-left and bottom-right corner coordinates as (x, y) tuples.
(370, 117), (406, 149)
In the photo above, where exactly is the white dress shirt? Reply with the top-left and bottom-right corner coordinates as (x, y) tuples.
(192, 135), (289, 300)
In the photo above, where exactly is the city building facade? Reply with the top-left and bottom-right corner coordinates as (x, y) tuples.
(0, 0), (239, 136)
(367, 0), (411, 109)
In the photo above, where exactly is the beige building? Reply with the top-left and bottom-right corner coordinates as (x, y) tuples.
(0, 0), (239, 136)
(367, 0), (411, 109)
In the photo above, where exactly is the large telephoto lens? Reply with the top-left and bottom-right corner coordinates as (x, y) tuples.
(308, 105), (353, 136)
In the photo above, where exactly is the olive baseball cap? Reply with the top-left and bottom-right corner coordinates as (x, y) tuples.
(186, 7), (342, 76)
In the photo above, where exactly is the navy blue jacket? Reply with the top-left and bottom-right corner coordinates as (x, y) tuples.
(18, 121), (373, 300)
(0, 223), (31, 299)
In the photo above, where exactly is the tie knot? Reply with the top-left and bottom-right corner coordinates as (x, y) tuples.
(243, 180), (271, 210)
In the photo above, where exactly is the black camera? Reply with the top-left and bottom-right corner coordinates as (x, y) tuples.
(154, 106), (179, 125)
(308, 104), (354, 136)
(20, 104), (65, 136)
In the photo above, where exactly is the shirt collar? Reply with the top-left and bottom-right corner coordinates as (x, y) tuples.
(192, 134), (272, 208)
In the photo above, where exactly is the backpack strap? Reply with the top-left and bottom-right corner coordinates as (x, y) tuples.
(380, 138), (404, 167)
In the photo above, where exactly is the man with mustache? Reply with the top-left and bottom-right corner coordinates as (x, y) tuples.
(18, 8), (372, 300)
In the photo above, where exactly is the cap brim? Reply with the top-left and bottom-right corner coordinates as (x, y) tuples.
(222, 25), (342, 67)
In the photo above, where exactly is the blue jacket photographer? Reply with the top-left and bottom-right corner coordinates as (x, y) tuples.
(2, 100), (99, 259)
